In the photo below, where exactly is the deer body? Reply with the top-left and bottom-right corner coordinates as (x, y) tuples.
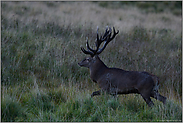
(78, 27), (166, 107)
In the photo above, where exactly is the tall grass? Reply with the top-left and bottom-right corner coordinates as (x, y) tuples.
(1, 1), (182, 122)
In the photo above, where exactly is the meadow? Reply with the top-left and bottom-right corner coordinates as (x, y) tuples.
(1, 1), (182, 122)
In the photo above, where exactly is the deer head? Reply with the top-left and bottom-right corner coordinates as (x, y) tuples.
(78, 27), (119, 68)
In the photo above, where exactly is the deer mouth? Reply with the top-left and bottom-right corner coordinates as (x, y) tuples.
(78, 62), (83, 67)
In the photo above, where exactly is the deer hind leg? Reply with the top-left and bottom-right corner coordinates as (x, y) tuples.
(150, 91), (167, 104)
(139, 87), (154, 107)
(140, 93), (154, 107)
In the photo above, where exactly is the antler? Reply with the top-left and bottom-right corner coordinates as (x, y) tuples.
(81, 27), (119, 57)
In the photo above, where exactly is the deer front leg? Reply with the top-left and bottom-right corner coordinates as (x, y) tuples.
(91, 82), (110, 97)
(91, 90), (101, 97)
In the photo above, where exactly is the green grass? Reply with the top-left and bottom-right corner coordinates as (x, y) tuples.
(1, 88), (182, 122)
(1, 1), (182, 122)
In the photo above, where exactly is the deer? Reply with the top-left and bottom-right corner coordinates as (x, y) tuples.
(78, 27), (167, 107)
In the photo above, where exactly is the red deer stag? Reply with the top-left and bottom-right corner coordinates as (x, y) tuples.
(78, 27), (166, 107)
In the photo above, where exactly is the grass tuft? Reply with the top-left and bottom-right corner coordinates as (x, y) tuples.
(1, 95), (27, 122)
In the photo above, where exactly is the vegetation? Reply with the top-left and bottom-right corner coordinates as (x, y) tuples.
(98, 1), (182, 16)
(1, 1), (182, 122)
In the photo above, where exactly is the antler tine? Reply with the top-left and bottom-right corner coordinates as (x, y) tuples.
(81, 47), (94, 56)
(95, 30), (109, 54)
(97, 26), (99, 34)
(110, 27), (119, 40)
(102, 26), (111, 38)
(95, 28), (102, 48)
(95, 27), (111, 48)
(96, 27), (119, 55)
(86, 39), (95, 53)
(80, 38), (96, 57)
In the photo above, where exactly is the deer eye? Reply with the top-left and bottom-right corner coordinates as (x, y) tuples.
(86, 58), (90, 61)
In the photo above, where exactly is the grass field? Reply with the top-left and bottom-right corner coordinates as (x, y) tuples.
(1, 1), (182, 122)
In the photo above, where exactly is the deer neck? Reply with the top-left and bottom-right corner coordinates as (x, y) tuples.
(89, 56), (108, 82)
